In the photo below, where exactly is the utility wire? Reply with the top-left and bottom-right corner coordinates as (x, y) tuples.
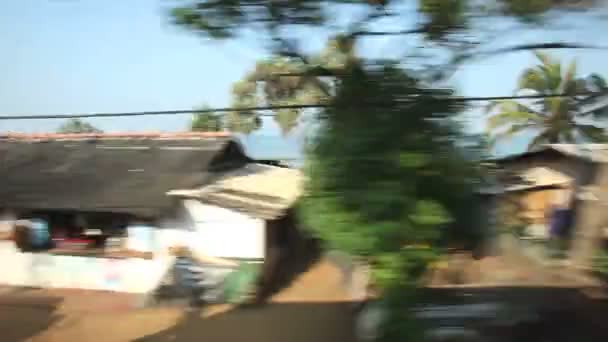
(0, 104), (327, 121)
(0, 91), (605, 121)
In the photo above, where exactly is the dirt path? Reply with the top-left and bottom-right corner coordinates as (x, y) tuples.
(0, 258), (356, 342)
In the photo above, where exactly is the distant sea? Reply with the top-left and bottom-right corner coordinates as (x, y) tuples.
(237, 134), (305, 168)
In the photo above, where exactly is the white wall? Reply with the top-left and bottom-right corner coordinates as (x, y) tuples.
(0, 210), (16, 233)
(0, 241), (174, 293)
(180, 200), (266, 260)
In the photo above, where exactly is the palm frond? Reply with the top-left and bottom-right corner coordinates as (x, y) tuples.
(546, 96), (570, 119)
(540, 61), (561, 92)
(576, 73), (608, 113)
(488, 123), (533, 150)
(275, 108), (300, 136)
(518, 68), (547, 93)
(527, 130), (553, 151)
(561, 60), (578, 94)
(579, 103), (608, 119)
(589, 73), (608, 92)
(533, 50), (553, 67)
(486, 100), (540, 115)
(486, 110), (542, 132)
(576, 123), (608, 143)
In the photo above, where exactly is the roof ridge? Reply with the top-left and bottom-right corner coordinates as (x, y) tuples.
(0, 131), (232, 141)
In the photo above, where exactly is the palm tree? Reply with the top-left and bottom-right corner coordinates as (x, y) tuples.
(486, 51), (608, 151)
(57, 119), (103, 134)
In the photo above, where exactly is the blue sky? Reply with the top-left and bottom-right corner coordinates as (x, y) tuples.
(0, 1), (607, 158)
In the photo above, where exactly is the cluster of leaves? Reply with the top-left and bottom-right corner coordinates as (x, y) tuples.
(486, 51), (608, 151)
(56, 118), (103, 134)
(171, 0), (601, 41)
(592, 248), (608, 276)
(190, 107), (224, 132)
(201, 35), (355, 135)
(171, 0), (327, 39)
(228, 56), (331, 134)
(501, 0), (598, 20)
(299, 63), (483, 288)
(172, 0), (604, 136)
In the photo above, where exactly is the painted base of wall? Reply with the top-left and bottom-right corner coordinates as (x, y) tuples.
(0, 242), (174, 296)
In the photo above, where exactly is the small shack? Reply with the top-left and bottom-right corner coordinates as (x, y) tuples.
(0, 132), (310, 305)
(167, 162), (312, 302)
(0, 132), (248, 298)
(482, 144), (608, 265)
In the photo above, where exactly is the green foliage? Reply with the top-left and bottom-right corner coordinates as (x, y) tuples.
(223, 262), (260, 304)
(224, 50), (336, 134)
(168, 1), (604, 339)
(501, 0), (596, 21)
(190, 107), (223, 132)
(299, 64), (483, 291)
(170, 0), (601, 44)
(56, 119), (102, 134)
(592, 249), (608, 276)
(170, 0), (325, 39)
(419, 0), (468, 39)
(486, 51), (608, 150)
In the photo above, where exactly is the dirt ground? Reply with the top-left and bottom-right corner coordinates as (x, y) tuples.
(0, 258), (357, 342)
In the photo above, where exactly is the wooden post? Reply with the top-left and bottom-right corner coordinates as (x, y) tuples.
(570, 163), (608, 268)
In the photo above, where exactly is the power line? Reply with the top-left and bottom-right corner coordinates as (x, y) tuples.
(0, 104), (327, 121)
(0, 91), (605, 121)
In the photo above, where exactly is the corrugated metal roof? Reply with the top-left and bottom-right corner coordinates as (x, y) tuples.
(545, 144), (608, 163)
(168, 164), (303, 220)
(495, 143), (608, 164)
(477, 166), (572, 194)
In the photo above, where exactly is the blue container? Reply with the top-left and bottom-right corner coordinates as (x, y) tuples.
(29, 218), (50, 248)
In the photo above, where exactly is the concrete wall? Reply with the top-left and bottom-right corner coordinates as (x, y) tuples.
(0, 209), (16, 234)
(0, 241), (173, 294)
(157, 200), (266, 260)
(180, 200), (266, 260)
(0, 211), (173, 294)
(0, 199), (266, 293)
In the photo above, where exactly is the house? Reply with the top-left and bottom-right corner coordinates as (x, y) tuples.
(166, 162), (310, 302)
(480, 144), (608, 265)
(0, 132), (306, 305)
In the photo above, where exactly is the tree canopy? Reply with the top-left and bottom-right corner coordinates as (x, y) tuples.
(56, 119), (103, 134)
(169, 0), (607, 340)
(486, 51), (608, 150)
(225, 41), (349, 134)
(171, 0), (606, 134)
(170, 0), (600, 42)
(190, 107), (223, 132)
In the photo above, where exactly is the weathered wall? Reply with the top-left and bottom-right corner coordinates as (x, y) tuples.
(178, 199), (266, 260)
(0, 241), (173, 293)
(0, 209), (16, 235)
(501, 188), (566, 225)
(570, 163), (608, 267)
(0, 199), (266, 292)
(495, 152), (596, 230)
(500, 152), (596, 187)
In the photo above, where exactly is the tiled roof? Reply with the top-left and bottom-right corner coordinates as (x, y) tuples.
(0, 131), (231, 141)
(0, 133), (246, 217)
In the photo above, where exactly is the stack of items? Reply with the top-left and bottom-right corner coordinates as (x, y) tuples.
(104, 236), (124, 253)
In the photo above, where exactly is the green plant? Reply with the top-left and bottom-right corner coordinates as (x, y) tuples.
(486, 51), (608, 150)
